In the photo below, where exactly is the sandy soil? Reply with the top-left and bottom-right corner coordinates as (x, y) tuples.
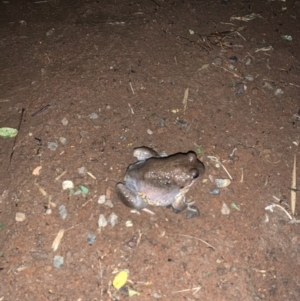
(1, 0), (300, 300)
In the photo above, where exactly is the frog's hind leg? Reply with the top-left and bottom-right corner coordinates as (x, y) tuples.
(116, 183), (148, 210)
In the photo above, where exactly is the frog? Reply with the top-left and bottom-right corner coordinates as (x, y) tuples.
(116, 147), (205, 215)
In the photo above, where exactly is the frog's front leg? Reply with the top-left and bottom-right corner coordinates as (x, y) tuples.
(171, 194), (188, 213)
(116, 183), (148, 210)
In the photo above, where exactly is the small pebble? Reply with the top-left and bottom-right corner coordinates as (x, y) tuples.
(62, 180), (74, 190)
(104, 199), (114, 208)
(245, 74), (254, 81)
(108, 212), (118, 227)
(221, 202), (230, 215)
(244, 57), (252, 66)
(46, 28), (54, 37)
(125, 220), (133, 227)
(98, 195), (106, 204)
(147, 129), (153, 135)
(177, 120), (188, 128)
(61, 117), (68, 126)
(47, 142), (58, 151)
(15, 212), (26, 222)
(78, 167), (87, 175)
(152, 291), (163, 298)
(215, 178), (231, 188)
(235, 83), (246, 96)
(59, 205), (67, 220)
(274, 88), (284, 96)
(209, 188), (220, 195)
(59, 137), (67, 146)
(98, 214), (107, 228)
(89, 112), (98, 119)
(212, 57), (223, 66)
(53, 255), (64, 268)
(229, 56), (238, 63)
(87, 233), (96, 245)
(45, 208), (52, 215)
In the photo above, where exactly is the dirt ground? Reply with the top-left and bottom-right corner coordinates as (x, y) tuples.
(1, 0), (300, 300)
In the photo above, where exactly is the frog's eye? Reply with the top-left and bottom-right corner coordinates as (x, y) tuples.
(190, 169), (199, 179)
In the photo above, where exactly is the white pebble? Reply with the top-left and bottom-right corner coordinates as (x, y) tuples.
(108, 212), (118, 227)
(15, 212), (26, 222)
(125, 220), (133, 227)
(62, 180), (74, 190)
(61, 117), (68, 126)
(78, 167), (87, 175)
(98, 195), (106, 204)
(147, 129), (153, 135)
(215, 178), (231, 188)
(221, 202), (230, 215)
(98, 214), (107, 228)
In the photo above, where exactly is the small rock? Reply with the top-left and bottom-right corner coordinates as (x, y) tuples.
(152, 291), (163, 298)
(59, 137), (67, 146)
(212, 57), (223, 66)
(98, 195), (106, 204)
(209, 188), (220, 195)
(229, 56), (238, 63)
(47, 142), (58, 151)
(59, 205), (67, 220)
(61, 117), (68, 126)
(15, 212), (26, 222)
(53, 255), (64, 268)
(177, 120), (188, 128)
(46, 28), (54, 37)
(104, 199), (114, 208)
(108, 212), (118, 226)
(235, 83), (246, 96)
(89, 112), (98, 119)
(125, 220), (133, 227)
(221, 202), (230, 215)
(78, 167), (87, 175)
(45, 208), (52, 215)
(245, 74), (254, 81)
(98, 214), (107, 228)
(62, 180), (74, 190)
(244, 57), (252, 66)
(215, 178), (231, 188)
(274, 88), (284, 96)
(147, 129), (153, 135)
(87, 233), (96, 245)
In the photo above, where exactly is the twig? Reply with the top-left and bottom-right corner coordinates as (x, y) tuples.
(129, 82), (135, 94)
(173, 285), (202, 294)
(178, 234), (216, 250)
(31, 104), (50, 117)
(207, 156), (233, 180)
(265, 204), (293, 220)
(10, 108), (25, 164)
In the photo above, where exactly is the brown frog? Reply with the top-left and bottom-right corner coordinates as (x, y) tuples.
(116, 147), (205, 215)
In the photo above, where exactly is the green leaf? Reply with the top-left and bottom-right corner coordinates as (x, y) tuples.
(0, 127), (18, 138)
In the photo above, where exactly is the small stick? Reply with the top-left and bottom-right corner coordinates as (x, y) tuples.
(10, 108), (25, 164)
(178, 234), (216, 250)
(31, 104), (50, 117)
(129, 82), (135, 94)
(207, 155), (233, 180)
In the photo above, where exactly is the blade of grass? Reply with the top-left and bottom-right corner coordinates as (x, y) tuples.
(291, 155), (296, 215)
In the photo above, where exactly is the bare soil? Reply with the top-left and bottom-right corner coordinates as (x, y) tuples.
(1, 0), (300, 300)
